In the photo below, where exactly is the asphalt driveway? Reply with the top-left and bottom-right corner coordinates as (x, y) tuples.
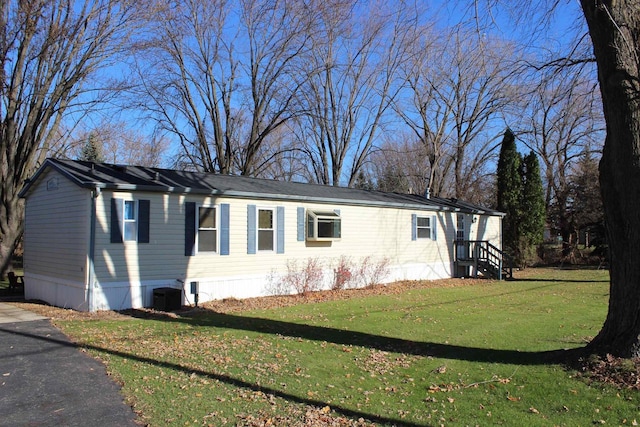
(0, 303), (138, 426)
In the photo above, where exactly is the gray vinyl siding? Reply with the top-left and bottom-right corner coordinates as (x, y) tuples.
(93, 191), (187, 282)
(23, 169), (89, 282)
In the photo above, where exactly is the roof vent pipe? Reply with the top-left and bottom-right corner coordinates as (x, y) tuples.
(424, 177), (431, 199)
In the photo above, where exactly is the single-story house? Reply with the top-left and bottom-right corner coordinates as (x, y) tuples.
(19, 158), (506, 312)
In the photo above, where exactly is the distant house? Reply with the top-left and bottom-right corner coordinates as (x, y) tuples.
(19, 158), (506, 312)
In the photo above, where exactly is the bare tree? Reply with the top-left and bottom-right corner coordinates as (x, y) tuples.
(394, 25), (516, 201)
(243, 123), (311, 182)
(293, 0), (418, 186)
(0, 0), (143, 277)
(518, 67), (604, 251)
(368, 135), (429, 194)
(466, 0), (640, 358)
(392, 25), (452, 197)
(62, 123), (169, 167)
(132, 0), (312, 175)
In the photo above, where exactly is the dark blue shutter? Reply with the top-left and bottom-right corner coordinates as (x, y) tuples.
(247, 205), (256, 254)
(297, 207), (305, 241)
(334, 209), (341, 238)
(276, 206), (285, 254)
(110, 198), (123, 243)
(220, 203), (230, 255)
(431, 215), (437, 241)
(411, 214), (417, 241)
(185, 202), (196, 256)
(138, 200), (150, 243)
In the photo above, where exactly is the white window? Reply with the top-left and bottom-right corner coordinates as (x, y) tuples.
(416, 216), (432, 239)
(198, 206), (217, 252)
(123, 200), (137, 241)
(307, 210), (341, 241)
(112, 198), (150, 244)
(258, 208), (275, 251)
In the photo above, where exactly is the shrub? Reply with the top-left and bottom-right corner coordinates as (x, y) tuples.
(332, 256), (354, 290)
(282, 258), (325, 295)
(356, 256), (391, 288)
(265, 269), (290, 296)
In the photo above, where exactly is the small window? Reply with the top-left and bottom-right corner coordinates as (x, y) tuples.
(123, 200), (137, 241)
(258, 208), (274, 251)
(111, 198), (150, 244)
(198, 207), (217, 252)
(307, 210), (341, 241)
(416, 216), (431, 239)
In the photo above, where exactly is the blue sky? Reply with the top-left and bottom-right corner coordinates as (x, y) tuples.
(71, 0), (594, 177)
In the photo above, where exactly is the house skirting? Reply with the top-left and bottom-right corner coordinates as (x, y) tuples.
(24, 273), (89, 311)
(25, 262), (454, 312)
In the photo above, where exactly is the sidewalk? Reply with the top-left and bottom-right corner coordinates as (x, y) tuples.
(0, 301), (47, 323)
(0, 302), (139, 426)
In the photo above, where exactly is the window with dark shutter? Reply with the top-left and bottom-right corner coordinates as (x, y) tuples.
(185, 202), (196, 256)
(110, 198), (123, 243)
(111, 198), (150, 244)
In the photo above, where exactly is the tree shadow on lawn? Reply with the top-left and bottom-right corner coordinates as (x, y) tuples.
(1, 306), (588, 427)
(294, 281), (608, 316)
(127, 308), (583, 366)
(0, 323), (431, 427)
(509, 278), (608, 283)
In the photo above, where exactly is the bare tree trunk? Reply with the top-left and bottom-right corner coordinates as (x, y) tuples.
(581, 0), (640, 358)
(0, 190), (22, 277)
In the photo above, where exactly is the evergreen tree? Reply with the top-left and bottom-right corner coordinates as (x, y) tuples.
(496, 128), (522, 262)
(353, 171), (375, 191)
(376, 164), (411, 193)
(520, 151), (546, 263)
(570, 149), (604, 250)
(79, 133), (104, 163)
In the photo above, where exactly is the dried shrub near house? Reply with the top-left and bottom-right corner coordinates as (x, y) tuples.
(281, 258), (325, 295)
(356, 256), (391, 288)
(332, 256), (354, 290)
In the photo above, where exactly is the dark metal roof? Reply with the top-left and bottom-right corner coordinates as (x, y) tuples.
(20, 158), (504, 215)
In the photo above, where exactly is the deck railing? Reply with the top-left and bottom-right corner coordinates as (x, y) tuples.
(453, 240), (512, 280)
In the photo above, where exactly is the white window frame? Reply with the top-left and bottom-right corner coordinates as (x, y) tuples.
(123, 200), (137, 242)
(416, 216), (432, 239)
(197, 205), (218, 253)
(257, 207), (275, 252)
(306, 210), (341, 241)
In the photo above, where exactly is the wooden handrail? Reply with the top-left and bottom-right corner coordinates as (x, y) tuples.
(454, 240), (512, 280)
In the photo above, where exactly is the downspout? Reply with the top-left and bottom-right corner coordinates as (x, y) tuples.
(87, 187), (100, 312)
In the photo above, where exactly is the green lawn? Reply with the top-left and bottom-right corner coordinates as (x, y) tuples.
(56, 268), (640, 426)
